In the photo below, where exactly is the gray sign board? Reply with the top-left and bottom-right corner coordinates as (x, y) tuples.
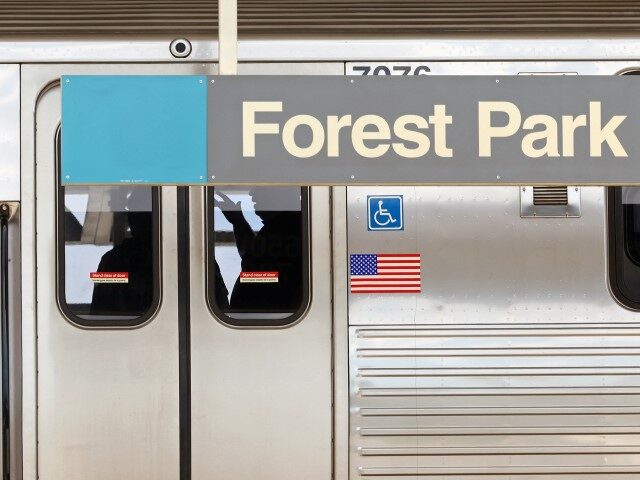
(208, 75), (640, 185)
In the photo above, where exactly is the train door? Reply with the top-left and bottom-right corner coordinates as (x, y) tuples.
(188, 62), (338, 480)
(22, 63), (212, 480)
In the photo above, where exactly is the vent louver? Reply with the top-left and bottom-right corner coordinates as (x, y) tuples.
(0, 1), (639, 36)
(533, 186), (569, 206)
(521, 186), (580, 217)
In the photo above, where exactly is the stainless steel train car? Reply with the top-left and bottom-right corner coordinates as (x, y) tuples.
(3, 1), (640, 479)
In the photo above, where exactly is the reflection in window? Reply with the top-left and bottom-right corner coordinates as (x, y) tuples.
(60, 185), (159, 325)
(207, 187), (309, 326)
(624, 187), (640, 266)
(609, 187), (640, 309)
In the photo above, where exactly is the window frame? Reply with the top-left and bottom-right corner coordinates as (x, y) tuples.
(608, 186), (640, 311)
(205, 187), (312, 328)
(55, 126), (162, 328)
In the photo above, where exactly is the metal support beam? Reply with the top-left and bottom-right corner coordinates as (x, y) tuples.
(219, 0), (237, 75)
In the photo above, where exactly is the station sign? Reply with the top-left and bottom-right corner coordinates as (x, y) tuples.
(62, 74), (640, 185)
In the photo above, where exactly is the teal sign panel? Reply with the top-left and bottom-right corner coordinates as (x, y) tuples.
(62, 75), (207, 184)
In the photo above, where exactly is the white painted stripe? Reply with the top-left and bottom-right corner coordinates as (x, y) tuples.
(377, 263), (421, 268)
(352, 289), (421, 293)
(377, 270), (420, 273)
(377, 257), (420, 260)
(377, 270), (421, 274)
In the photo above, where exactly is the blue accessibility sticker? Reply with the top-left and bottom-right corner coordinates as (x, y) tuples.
(367, 195), (404, 231)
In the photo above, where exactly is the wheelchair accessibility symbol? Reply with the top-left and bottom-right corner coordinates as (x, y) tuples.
(368, 195), (404, 231)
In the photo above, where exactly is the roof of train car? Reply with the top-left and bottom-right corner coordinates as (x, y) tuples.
(1, 0), (640, 36)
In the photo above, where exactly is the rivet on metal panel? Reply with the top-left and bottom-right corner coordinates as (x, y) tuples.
(210, 79), (215, 84)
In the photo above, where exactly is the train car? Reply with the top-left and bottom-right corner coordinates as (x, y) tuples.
(2, 1), (640, 479)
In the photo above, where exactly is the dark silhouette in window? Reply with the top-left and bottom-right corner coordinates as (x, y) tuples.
(216, 188), (302, 312)
(63, 208), (83, 241)
(90, 189), (154, 317)
(213, 259), (230, 310)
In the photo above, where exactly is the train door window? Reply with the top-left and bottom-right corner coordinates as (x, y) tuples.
(206, 187), (310, 327)
(57, 132), (160, 327)
(608, 187), (640, 310)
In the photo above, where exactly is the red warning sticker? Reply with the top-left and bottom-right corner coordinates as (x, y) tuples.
(90, 272), (129, 283)
(239, 271), (279, 283)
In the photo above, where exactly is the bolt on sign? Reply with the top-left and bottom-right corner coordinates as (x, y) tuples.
(62, 75), (640, 186)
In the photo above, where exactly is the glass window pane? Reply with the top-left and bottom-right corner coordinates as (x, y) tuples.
(207, 186), (309, 326)
(623, 187), (640, 265)
(609, 187), (640, 309)
(60, 185), (159, 325)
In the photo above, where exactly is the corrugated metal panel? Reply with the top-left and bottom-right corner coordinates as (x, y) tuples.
(350, 325), (640, 478)
(2, 0), (640, 36)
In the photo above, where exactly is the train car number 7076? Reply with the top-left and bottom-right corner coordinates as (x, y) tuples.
(346, 63), (431, 76)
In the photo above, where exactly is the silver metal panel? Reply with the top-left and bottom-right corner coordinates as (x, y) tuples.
(347, 185), (640, 477)
(20, 79), (37, 480)
(189, 186), (334, 480)
(336, 58), (640, 480)
(15, 57), (640, 480)
(350, 324), (640, 478)
(332, 186), (350, 480)
(0, 65), (19, 201)
(348, 60), (638, 76)
(348, 186), (420, 323)
(4, 40), (640, 63)
(190, 62), (338, 480)
(340, 58), (640, 480)
(22, 63), (214, 480)
(241, 43), (640, 63)
(347, 186), (640, 325)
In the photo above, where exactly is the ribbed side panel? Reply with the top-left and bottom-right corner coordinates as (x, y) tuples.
(2, 1), (640, 35)
(350, 325), (640, 479)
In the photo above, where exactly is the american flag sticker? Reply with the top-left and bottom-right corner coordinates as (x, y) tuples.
(350, 253), (421, 293)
